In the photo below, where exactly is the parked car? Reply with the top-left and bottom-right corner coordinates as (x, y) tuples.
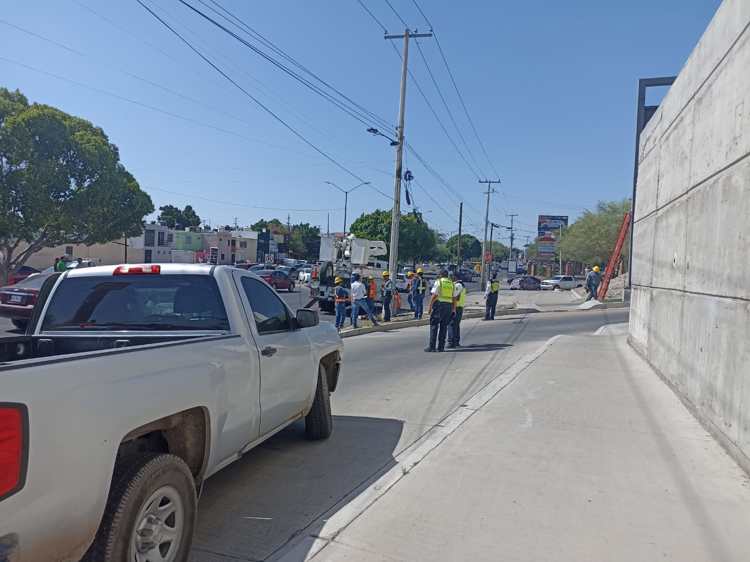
(257, 269), (295, 292)
(277, 265), (299, 280)
(5, 266), (40, 286)
(0, 263), (343, 562)
(297, 266), (313, 283)
(510, 275), (542, 291)
(540, 275), (582, 290)
(0, 272), (54, 330)
(248, 263), (269, 272)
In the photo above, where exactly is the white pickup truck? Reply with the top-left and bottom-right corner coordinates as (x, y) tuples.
(0, 264), (343, 562)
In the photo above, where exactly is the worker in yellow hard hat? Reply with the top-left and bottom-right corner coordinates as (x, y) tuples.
(334, 276), (349, 331)
(412, 268), (427, 319)
(406, 271), (415, 311)
(381, 271), (394, 322)
(585, 265), (602, 302)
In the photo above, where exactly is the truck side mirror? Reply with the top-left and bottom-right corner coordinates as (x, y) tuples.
(296, 308), (319, 328)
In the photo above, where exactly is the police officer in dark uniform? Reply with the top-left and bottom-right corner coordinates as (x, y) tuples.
(425, 269), (456, 352)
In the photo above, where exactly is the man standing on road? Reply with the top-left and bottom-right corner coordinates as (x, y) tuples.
(350, 273), (378, 328)
(586, 265), (601, 301)
(334, 276), (349, 332)
(447, 272), (466, 348)
(484, 274), (500, 320)
(412, 268), (427, 319)
(425, 269), (456, 353)
(381, 271), (394, 322)
(406, 271), (415, 312)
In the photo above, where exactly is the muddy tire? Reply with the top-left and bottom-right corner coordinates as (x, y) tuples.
(305, 364), (333, 440)
(83, 454), (196, 562)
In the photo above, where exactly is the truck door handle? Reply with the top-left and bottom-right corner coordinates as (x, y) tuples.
(261, 346), (277, 357)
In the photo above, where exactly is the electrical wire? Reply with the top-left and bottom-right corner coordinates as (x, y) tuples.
(176, 0), (395, 133)
(411, 0), (501, 178)
(413, 37), (485, 179)
(137, 0), (371, 186)
(147, 186), (344, 212)
(356, 0), (389, 33)
(383, 0), (409, 28)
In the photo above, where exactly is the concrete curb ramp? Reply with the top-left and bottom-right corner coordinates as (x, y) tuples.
(270, 335), (562, 562)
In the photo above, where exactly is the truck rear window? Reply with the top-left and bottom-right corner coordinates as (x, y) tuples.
(41, 275), (230, 331)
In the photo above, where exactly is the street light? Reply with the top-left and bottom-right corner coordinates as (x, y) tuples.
(366, 127), (400, 146)
(324, 180), (370, 234)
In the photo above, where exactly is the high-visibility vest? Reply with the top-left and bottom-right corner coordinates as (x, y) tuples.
(457, 287), (466, 308)
(368, 280), (377, 299)
(436, 277), (454, 303)
(490, 281), (500, 293)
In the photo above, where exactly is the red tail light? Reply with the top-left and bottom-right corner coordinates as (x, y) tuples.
(113, 264), (161, 275)
(0, 404), (28, 501)
(311, 267), (318, 280)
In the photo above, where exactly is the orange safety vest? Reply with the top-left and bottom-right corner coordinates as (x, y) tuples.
(368, 279), (377, 299)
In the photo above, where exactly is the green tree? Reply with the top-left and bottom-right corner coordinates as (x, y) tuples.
(289, 222), (320, 260)
(157, 204), (201, 230)
(446, 234), (482, 259)
(0, 88), (153, 282)
(559, 199), (632, 265)
(488, 241), (510, 261)
(349, 209), (437, 266)
(251, 218), (286, 234)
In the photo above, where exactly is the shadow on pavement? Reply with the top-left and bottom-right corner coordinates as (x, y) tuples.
(448, 343), (513, 353)
(190, 415), (403, 562)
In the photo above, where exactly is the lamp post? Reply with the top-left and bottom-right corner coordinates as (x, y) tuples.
(324, 180), (370, 234)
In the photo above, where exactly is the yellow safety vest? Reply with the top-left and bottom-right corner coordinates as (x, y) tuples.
(437, 277), (454, 303)
(457, 287), (466, 308)
(490, 281), (500, 293)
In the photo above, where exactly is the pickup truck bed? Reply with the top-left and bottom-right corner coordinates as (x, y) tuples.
(0, 264), (343, 562)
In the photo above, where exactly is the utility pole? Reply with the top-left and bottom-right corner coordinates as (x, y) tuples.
(457, 202), (463, 266)
(327, 213), (330, 236)
(479, 179), (501, 288)
(385, 29), (432, 278)
(507, 213), (518, 263)
(559, 225), (563, 274)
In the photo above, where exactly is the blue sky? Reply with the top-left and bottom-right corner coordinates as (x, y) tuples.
(1, 0), (719, 246)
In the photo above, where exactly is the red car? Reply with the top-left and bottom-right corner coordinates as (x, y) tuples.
(256, 269), (295, 292)
(0, 272), (52, 330)
(6, 265), (40, 286)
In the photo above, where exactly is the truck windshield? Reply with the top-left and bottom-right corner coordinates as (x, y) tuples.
(41, 274), (230, 331)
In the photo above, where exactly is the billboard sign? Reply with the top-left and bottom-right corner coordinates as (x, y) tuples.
(538, 215), (569, 238)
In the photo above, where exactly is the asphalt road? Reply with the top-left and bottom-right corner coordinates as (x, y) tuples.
(189, 307), (629, 562)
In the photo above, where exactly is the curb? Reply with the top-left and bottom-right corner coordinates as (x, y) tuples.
(338, 302), (629, 338)
(270, 335), (562, 562)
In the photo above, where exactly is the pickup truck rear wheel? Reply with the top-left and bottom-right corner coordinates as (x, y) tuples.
(83, 453), (196, 562)
(305, 363), (333, 440)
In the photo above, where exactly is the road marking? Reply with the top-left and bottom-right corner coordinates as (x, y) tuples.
(269, 335), (562, 562)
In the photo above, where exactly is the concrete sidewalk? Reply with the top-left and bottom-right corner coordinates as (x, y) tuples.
(298, 335), (750, 562)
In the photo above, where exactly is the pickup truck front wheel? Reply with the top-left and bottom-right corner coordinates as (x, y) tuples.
(305, 363), (333, 440)
(84, 453), (196, 562)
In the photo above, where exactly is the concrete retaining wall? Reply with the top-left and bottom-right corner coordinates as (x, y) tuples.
(629, 0), (750, 472)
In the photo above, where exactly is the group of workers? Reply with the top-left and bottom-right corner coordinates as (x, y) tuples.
(331, 268), (468, 352)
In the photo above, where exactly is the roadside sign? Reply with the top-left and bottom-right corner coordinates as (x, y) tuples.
(484, 251), (492, 263)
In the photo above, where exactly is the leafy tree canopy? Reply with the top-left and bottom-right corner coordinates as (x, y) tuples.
(157, 204), (201, 230)
(289, 222), (320, 260)
(251, 218), (287, 233)
(349, 209), (437, 266)
(0, 87), (153, 282)
(446, 234), (482, 259)
(559, 199), (631, 265)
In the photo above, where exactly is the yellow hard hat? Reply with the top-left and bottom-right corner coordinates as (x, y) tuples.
(407, 271), (414, 277)
(593, 265), (600, 273)
(382, 271), (389, 277)
(416, 267), (424, 274)
(334, 276), (343, 284)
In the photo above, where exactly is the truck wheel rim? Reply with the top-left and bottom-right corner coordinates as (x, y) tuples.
(131, 485), (184, 562)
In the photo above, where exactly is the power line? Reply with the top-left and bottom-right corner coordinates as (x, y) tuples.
(413, 37), (484, 179)
(356, 0), (388, 33)
(147, 186), (344, 213)
(411, 0), (501, 178)
(383, 0), (409, 28)
(176, 0), (394, 133)
(0, 55), (314, 157)
(137, 0), (371, 186)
